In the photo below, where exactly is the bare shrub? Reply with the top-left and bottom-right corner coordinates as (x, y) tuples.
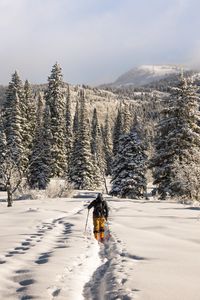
(13, 178), (74, 200)
(14, 186), (45, 200)
(45, 178), (74, 198)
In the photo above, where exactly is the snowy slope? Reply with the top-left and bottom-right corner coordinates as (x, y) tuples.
(0, 192), (200, 299)
(112, 64), (182, 87)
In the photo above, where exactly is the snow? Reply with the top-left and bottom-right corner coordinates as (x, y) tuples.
(113, 64), (183, 87)
(0, 191), (200, 299)
(138, 65), (180, 76)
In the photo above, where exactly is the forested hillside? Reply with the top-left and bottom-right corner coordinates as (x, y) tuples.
(0, 63), (199, 207)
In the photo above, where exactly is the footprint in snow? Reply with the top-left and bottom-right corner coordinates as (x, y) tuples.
(121, 252), (147, 261)
(35, 233), (43, 236)
(0, 259), (6, 264)
(16, 269), (30, 274)
(35, 252), (52, 265)
(52, 288), (61, 297)
(21, 241), (30, 246)
(16, 286), (28, 292)
(48, 286), (61, 298)
(55, 245), (68, 249)
(15, 246), (29, 251)
(19, 279), (35, 286)
(8, 250), (24, 255)
(21, 296), (35, 300)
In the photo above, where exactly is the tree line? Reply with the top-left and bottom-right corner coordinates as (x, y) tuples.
(0, 63), (200, 206)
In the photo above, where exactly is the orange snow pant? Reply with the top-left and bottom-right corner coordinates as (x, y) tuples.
(93, 217), (105, 240)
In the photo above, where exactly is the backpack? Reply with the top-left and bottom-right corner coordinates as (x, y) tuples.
(94, 200), (106, 217)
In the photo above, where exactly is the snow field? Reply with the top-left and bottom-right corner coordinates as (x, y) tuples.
(1, 193), (200, 299)
(0, 195), (103, 299)
(110, 198), (200, 300)
(0, 194), (132, 300)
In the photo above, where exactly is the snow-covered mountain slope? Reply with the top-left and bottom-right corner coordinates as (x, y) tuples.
(0, 191), (200, 300)
(110, 64), (183, 87)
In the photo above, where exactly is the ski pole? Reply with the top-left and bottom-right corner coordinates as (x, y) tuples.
(85, 209), (89, 233)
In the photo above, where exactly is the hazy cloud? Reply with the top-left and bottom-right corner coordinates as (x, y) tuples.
(0, 0), (199, 85)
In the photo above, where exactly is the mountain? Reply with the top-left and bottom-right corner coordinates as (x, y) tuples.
(103, 65), (184, 88)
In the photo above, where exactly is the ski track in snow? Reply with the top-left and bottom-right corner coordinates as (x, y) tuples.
(83, 233), (136, 300)
(0, 195), (138, 300)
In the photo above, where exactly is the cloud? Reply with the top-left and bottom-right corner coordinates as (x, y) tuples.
(187, 40), (200, 69)
(0, 0), (199, 85)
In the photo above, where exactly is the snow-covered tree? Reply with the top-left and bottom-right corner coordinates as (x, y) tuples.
(70, 90), (100, 189)
(3, 72), (25, 166)
(170, 159), (200, 201)
(91, 107), (101, 156)
(150, 76), (200, 200)
(73, 100), (79, 135)
(45, 63), (66, 177)
(0, 113), (28, 206)
(4, 71), (25, 111)
(65, 84), (73, 175)
(122, 103), (132, 134)
(28, 94), (51, 189)
(23, 80), (36, 165)
(102, 111), (113, 175)
(0, 114), (6, 165)
(110, 122), (148, 198)
(69, 100), (79, 181)
(113, 106), (123, 156)
(90, 107), (105, 186)
(0, 149), (24, 207)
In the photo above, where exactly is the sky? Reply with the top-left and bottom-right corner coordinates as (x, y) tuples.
(0, 0), (200, 85)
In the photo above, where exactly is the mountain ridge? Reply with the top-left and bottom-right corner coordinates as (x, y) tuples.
(100, 64), (192, 88)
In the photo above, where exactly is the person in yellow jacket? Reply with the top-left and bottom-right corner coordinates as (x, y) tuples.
(88, 193), (109, 242)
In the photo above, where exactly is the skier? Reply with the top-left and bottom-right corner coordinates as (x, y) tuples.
(88, 193), (109, 242)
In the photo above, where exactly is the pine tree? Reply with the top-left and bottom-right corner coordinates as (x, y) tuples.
(65, 84), (73, 175)
(70, 90), (99, 189)
(5, 71), (25, 108)
(45, 63), (66, 177)
(69, 100), (79, 180)
(28, 94), (51, 189)
(3, 71), (25, 165)
(23, 80), (36, 166)
(113, 106), (123, 156)
(73, 100), (79, 135)
(41, 104), (53, 187)
(0, 114), (6, 165)
(150, 76), (200, 200)
(91, 107), (104, 183)
(102, 110), (113, 175)
(4, 93), (23, 164)
(110, 122), (148, 198)
(0, 107), (27, 206)
(91, 108), (101, 156)
(122, 103), (132, 134)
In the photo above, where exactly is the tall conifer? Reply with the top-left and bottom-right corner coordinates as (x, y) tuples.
(102, 111), (113, 175)
(150, 76), (200, 200)
(70, 90), (99, 189)
(65, 84), (73, 175)
(3, 72), (25, 165)
(45, 63), (66, 177)
(113, 106), (123, 156)
(28, 94), (51, 189)
(111, 121), (148, 198)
